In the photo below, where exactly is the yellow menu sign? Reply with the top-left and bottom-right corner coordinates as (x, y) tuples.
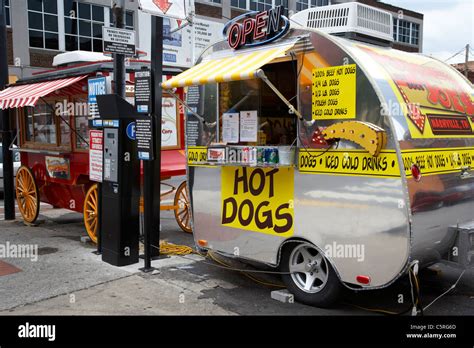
(312, 64), (356, 120)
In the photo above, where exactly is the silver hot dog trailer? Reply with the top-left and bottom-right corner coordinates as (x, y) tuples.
(161, 4), (474, 307)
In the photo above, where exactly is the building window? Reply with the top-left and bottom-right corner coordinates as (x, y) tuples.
(28, 0), (59, 50)
(296, 0), (329, 12)
(398, 19), (410, 43)
(393, 18), (420, 46)
(232, 0), (289, 12)
(231, 0), (247, 9)
(64, 1), (108, 52)
(5, 0), (11, 27)
(125, 11), (134, 30)
(250, 0), (273, 11)
(411, 23), (419, 45)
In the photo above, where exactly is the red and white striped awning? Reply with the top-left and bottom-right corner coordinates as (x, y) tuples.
(0, 75), (87, 110)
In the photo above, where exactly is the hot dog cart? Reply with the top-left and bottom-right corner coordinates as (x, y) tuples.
(0, 57), (191, 242)
(161, 5), (474, 307)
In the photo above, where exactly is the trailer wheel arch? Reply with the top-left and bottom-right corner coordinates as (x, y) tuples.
(276, 238), (352, 307)
(277, 238), (346, 283)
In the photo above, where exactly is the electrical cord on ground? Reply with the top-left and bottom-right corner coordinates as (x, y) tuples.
(142, 240), (463, 314)
(145, 241), (292, 275)
(206, 251), (285, 288)
(422, 269), (466, 313)
(143, 241), (287, 288)
(343, 302), (412, 316)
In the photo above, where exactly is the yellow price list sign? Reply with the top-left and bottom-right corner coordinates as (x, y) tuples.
(312, 64), (356, 120)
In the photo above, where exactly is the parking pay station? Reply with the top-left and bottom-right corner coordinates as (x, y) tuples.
(97, 95), (140, 266)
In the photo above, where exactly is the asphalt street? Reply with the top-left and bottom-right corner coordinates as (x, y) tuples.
(0, 177), (473, 316)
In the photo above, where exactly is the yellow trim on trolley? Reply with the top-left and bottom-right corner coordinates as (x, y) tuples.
(161, 44), (294, 89)
(298, 147), (474, 179)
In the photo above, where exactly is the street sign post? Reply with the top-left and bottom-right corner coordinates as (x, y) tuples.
(103, 27), (136, 56)
(135, 70), (152, 114)
(88, 76), (111, 119)
(136, 118), (155, 161)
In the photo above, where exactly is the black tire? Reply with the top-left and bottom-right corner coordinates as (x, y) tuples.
(281, 242), (342, 307)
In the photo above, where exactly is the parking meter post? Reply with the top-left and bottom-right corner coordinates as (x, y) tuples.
(0, 0), (14, 220)
(112, 0), (126, 99)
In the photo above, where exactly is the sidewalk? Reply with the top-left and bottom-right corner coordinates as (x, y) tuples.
(0, 203), (472, 315)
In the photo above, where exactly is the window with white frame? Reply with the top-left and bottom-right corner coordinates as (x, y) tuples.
(5, 0), (11, 27)
(393, 18), (420, 46)
(296, 0), (329, 12)
(231, 0), (247, 9)
(28, 0), (59, 50)
(125, 11), (134, 30)
(232, 0), (288, 13)
(64, 1), (109, 52)
(250, 0), (273, 11)
(411, 22), (419, 45)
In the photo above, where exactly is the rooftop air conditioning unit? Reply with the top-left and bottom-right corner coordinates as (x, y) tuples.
(290, 2), (393, 44)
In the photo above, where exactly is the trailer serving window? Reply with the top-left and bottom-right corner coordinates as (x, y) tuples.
(217, 61), (297, 146)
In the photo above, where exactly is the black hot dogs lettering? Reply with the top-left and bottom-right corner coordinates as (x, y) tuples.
(221, 167), (294, 236)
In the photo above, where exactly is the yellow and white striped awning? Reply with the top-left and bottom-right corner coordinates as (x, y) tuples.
(161, 43), (295, 89)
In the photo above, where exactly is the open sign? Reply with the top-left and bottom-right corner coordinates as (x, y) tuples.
(223, 5), (290, 50)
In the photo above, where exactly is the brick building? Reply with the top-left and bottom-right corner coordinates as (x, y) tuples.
(4, 0), (424, 79)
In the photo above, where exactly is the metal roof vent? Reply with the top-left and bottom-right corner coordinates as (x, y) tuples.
(290, 2), (393, 44)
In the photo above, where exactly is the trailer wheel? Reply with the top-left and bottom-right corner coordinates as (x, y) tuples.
(281, 242), (341, 307)
(174, 181), (192, 233)
(15, 166), (40, 224)
(83, 184), (98, 244)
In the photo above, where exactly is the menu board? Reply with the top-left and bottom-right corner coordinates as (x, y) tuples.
(222, 113), (239, 143)
(240, 110), (258, 142)
(312, 64), (356, 120)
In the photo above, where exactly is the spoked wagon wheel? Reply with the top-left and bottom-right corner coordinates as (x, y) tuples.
(174, 181), (192, 233)
(83, 184), (98, 243)
(15, 166), (40, 224)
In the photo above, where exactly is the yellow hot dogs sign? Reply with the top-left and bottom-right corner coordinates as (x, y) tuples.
(299, 147), (474, 178)
(221, 166), (294, 237)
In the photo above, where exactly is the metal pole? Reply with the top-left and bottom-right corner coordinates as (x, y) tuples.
(141, 15), (163, 272)
(0, 0), (15, 220)
(465, 44), (470, 79)
(113, 0), (126, 98)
